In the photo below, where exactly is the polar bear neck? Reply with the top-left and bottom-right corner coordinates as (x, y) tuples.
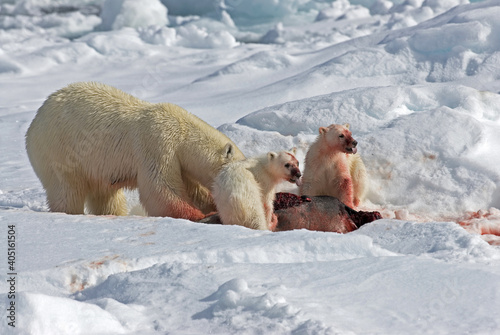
(169, 109), (245, 187)
(247, 156), (281, 195)
(304, 139), (350, 177)
(177, 143), (229, 186)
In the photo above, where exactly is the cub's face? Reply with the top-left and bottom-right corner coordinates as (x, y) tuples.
(268, 151), (302, 185)
(319, 124), (358, 154)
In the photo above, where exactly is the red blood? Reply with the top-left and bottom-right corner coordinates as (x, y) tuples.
(162, 201), (206, 221)
(273, 192), (311, 211)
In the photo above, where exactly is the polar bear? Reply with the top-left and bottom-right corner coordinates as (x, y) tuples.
(25, 82), (245, 220)
(212, 151), (302, 230)
(299, 124), (367, 209)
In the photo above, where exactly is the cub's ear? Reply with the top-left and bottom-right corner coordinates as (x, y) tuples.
(267, 152), (277, 160)
(222, 143), (234, 159)
(343, 123), (350, 129)
(289, 147), (297, 155)
(319, 127), (328, 135)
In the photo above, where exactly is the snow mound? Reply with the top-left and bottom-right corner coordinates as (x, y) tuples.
(406, 4), (500, 54)
(202, 51), (294, 79)
(355, 219), (500, 262)
(137, 25), (177, 46)
(73, 262), (332, 334)
(316, 0), (370, 21)
(80, 29), (150, 57)
(193, 277), (328, 333)
(409, 20), (490, 54)
(175, 24), (238, 49)
(99, 0), (168, 31)
(15, 292), (126, 335)
(236, 85), (500, 135)
(0, 3), (101, 39)
(218, 123), (300, 157)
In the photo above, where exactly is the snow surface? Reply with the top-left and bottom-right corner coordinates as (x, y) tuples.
(1, 0), (500, 334)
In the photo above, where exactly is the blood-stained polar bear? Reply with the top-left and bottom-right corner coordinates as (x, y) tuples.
(300, 124), (367, 209)
(25, 82), (245, 220)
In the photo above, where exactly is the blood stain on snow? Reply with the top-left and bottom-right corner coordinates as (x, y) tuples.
(88, 254), (120, 269)
(70, 274), (88, 292)
(140, 231), (155, 237)
(457, 209), (500, 245)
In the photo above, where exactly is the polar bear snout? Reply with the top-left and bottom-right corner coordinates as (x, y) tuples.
(290, 167), (301, 179)
(345, 137), (358, 154)
(281, 152), (301, 185)
(287, 165), (302, 185)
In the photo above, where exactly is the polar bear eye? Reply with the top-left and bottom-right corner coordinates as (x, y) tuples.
(339, 134), (345, 138)
(285, 163), (291, 168)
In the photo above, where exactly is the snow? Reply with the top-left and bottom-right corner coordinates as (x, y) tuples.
(1, 0), (500, 334)
(2, 212), (499, 334)
(99, 0), (169, 31)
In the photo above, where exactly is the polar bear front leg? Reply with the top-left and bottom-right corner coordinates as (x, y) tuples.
(337, 175), (355, 209)
(138, 179), (205, 220)
(182, 173), (217, 214)
(139, 188), (205, 220)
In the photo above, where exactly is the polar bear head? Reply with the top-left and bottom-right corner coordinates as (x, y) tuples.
(267, 151), (302, 185)
(318, 123), (358, 154)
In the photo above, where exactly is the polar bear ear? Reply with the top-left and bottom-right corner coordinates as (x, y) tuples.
(222, 143), (234, 159)
(289, 147), (297, 155)
(319, 127), (328, 135)
(344, 123), (350, 129)
(267, 152), (277, 161)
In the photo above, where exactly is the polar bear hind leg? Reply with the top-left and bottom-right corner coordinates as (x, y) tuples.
(45, 181), (86, 215)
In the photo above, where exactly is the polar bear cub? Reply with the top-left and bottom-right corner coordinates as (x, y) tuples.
(300, 124), (367, 209)
(213, 151), (302, 230)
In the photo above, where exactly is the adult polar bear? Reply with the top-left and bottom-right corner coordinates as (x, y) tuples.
(26, 82), (245, 220)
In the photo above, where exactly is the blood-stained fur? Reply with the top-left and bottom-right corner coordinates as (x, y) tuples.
(300, 124), (367, 208)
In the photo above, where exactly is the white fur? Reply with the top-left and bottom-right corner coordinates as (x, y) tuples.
(213, 151), (300, 230)
(25, 82), (245, 219)
(348, 153), (367, 207)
